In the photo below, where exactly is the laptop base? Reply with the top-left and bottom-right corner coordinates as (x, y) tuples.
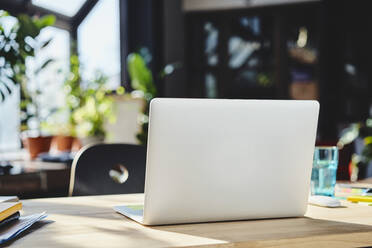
(114, 205), (144, 224)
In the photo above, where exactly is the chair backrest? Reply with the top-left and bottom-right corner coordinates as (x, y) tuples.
(69, 143), (146, 196)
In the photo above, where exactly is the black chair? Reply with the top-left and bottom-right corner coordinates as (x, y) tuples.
(69, 143), (147, 196)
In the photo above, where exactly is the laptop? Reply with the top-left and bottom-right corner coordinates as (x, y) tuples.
(114, 98), (319, 225)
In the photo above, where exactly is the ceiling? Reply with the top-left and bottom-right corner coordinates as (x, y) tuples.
(0, 0), (99, 31)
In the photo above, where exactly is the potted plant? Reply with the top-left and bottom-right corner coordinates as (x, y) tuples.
(20, 53), (56, 158)
(42, 55), (81, 152)
(338, 119), (372, 181)
(71, 70), (124, 147)
(42, 121), (76, 152)
(0, 12), (56, 159)
(127, 48), (180, 144)
(46, 54), (125, 149)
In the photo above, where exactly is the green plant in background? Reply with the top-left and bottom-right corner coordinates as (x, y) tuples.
(257, 72), (273, 87)
(338, 119), (372, 180)
(127, 48), (180, 145)
(0, 11), (55, 132)
(0, 11), (55, 101)
(60, 54), (83, 136)
(127, 53), (157, 99)
(72, 71), (118, 138)
(44, 54), (125, 140)
(127, 50), (156, 145)
(42, 54), (81, 136)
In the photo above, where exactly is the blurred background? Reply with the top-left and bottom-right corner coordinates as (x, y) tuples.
(1, 0), (372, 198)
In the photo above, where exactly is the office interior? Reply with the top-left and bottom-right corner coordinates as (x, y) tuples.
(0, 0), (372, 200)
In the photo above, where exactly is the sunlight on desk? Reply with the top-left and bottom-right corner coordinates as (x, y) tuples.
(5, 194), (372, 248)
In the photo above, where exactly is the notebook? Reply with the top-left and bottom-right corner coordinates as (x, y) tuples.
(0, 212), (20, 228)
(0, 202), (22, 222)
(0, 212), (47, 245)
(0, 196), (19, 203)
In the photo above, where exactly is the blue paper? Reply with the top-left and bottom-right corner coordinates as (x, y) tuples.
(0, 212), (47, 244)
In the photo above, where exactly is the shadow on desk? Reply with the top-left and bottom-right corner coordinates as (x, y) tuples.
(151, 217), (372, 247)
(8, 217), (372, 248)
(13, 195), (372, 247)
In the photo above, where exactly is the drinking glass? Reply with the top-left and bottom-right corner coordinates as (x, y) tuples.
(311, 146), (339, 196)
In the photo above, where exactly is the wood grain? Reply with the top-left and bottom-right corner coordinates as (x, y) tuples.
(6, 194), (372, 248)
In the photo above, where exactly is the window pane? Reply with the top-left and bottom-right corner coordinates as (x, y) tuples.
(205, 73), (218, 98)
(204, 22), (219, 66)
(286, 12), (319, 101)
(25, 26), (70, 131)
(0, 85), (20, 151)
(78, 0), (120, 89)
(0, 14), (19, 150)
(226, 15), (275, 98)
(32, 0), (87, 17)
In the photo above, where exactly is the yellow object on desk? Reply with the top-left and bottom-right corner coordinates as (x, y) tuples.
(347, 195), (372, 204)
(0, 202), (22, 222)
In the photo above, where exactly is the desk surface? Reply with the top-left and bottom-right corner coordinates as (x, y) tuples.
(6, 194), (372, 248)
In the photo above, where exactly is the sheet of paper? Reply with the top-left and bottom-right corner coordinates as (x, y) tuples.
(0, 212), (47, 244)
(0, 196), (19, 203)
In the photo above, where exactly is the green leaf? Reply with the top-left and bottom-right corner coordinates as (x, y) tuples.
(40, 38), (53, 49)
(1, 80), (13, 94)
(127, 53), (156, 96)
(35, 15), (56, 29)
(365, 136), (372, 145)
(0, 80), (13, 102)
(338, 124), (360, 146)
(17, 14), (40, 38)
(0, 10), (9, 18)
(35, 58), (54, 74)
(362, 143), (372, 162)
(0, 88), (5, 102)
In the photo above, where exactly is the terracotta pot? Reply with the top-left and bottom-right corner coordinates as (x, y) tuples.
(23, 136), (53, 160)
(71, 138), (83, 152)
(53, 135), (75, 152)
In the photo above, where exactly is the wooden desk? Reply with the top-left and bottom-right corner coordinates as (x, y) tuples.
(6, 194), (372, 247)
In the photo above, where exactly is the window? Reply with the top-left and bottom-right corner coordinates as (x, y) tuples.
(0, 15), (20, 150)
(25, 26), (70, 131)
(0, 85), (20, 151)
(187, 12), (275, 99)
(78, 0), (120, 89)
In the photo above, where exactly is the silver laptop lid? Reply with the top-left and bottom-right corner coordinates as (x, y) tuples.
(143, 98), (319, 225)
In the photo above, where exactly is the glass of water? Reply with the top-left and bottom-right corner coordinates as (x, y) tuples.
(311, 146), (339, 196)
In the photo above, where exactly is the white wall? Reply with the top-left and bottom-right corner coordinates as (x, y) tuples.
(105, 95), (145, 144)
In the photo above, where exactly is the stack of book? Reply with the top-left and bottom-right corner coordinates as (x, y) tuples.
(0, 196), (47, 244)
(0, 197), (22, 228)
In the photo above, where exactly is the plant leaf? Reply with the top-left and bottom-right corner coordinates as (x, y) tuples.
(35, 58), (54, 74)
(40, 38), (53, 49)
(0, 10), (9, 18)
(127, 53), (156, 96)
(17, 14), (40, 38)
(35, 15), (56, 29)
(0, 88), (5, 102)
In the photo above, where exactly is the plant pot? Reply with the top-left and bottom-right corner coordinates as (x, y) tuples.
(52, 135), (75, 152)
(71, 137), (83, 152)
(22, 136), (53, 160)
(79, 136), (104, 147)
